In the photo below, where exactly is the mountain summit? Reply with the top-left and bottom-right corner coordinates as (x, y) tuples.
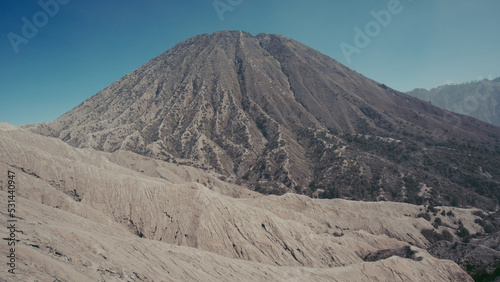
(27, 31), (500, 208)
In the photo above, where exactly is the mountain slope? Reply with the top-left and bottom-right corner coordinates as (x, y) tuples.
(408, 78), (500, 126)
(24, 31), (500, 209)
(0, 123), (476, 280)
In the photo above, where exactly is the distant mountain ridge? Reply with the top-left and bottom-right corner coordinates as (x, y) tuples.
(408, 78), (500, 126)
(24, 31), (500, 209)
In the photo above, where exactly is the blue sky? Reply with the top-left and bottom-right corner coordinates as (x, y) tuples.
(1, 0), (499, 125)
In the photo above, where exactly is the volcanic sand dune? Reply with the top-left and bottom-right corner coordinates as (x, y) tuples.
(0, 124), (477, 281)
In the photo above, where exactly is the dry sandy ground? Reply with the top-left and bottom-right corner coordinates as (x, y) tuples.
(0, 123), (476, 281)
